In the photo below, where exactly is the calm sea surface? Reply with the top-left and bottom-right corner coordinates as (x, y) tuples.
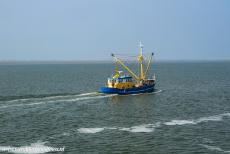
(0, 62), (230, 154)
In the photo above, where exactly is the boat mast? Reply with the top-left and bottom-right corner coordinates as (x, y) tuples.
(138, 42), (145, 80)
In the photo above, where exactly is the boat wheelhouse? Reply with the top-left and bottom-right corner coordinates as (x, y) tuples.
(107, 73), (135, 89)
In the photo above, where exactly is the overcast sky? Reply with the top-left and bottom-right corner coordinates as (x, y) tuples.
(0, 0), (230, 61)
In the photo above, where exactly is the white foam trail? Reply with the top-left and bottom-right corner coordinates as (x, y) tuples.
(220, 113), (230, 117)
(55, 94), (117, 103)
(119, 125), (154, 133)
(77, 123), (161, 134)
(6, 98), (32, 103)
(77, 126), (156, 133)
(0, 102), (46, 109)
(77, 128), (105, 133)
(0, 141), (64, 154)
(130, 89), (162, 96)
(105, 127), (117, 130)
(78, 92), (99, 96)
(3, 88), (160, 105)
(5, 92), (100, 104)
(164, 120), (196, 126)
(199, 144), (230, 153)
(193, 113), (230, 124)
(196, 115), (223, 123)
(0, 94), (117, 109)
(152, 89), (162, 94)
(164, 113), (230, 126)
(75, 113), (230, 135)
(119, 123), (161, 133)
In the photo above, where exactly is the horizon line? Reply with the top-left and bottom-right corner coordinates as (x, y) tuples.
(0, 59), (230, 65)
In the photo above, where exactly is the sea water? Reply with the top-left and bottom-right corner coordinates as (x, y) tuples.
(0, 62), (230, 153)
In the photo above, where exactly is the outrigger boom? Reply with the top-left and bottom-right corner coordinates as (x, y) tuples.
(111, 42), (154, 81)
(100, 42), (156, 95)
(111, 53), (139, 80)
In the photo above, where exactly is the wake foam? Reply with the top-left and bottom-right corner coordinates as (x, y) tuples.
(77, 128), (105, 134)
(119, 125), (155, 133)
(4, 92), (100, 104)
(152, 89), (162, 94)
(199, 144), (230, 153)
(164, 120), (195, 126)
(164, 113), (230, 126)
(0, 93), (117, 109)
(130, 89), (162, 96)
(77, 92), (98, 96)
(77, 113), (230, 134)
(0, 89), (161, 109)
(0, 141), (64, 154)
(77, 123), (161, 134)
(119, 123), (161, 133)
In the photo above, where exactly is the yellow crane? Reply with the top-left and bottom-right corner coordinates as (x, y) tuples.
(111, 53), (140, 80)
(111, 42), (154, 82)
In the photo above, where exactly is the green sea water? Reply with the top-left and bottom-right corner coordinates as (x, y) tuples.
(0, 62), (230, 154)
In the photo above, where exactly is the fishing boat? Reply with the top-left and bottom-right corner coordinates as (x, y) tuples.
(100, 42), (156, 95)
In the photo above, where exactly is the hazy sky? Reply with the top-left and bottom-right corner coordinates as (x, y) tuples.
(0, 0), (230, 61)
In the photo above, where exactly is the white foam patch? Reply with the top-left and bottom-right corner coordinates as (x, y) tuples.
(119, 125), (154, 133)
(194, 113), (230, 124)
(121, 123), (161, 133)
(77, 123), (161, 134)
(221, 113), (230, 117)
(0, 141), (64, 154)
(164, 120), (196, 126)
(77, 128), (105, 133)
(164, 113), (230, 126)
(66, 113), (230, 136)
(199, 144), (230, 153)
(74, 113), (230, 135)
(196, 115), (223, 123)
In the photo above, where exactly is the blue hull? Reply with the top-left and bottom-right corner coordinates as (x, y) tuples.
(100, 84), (155, 95)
